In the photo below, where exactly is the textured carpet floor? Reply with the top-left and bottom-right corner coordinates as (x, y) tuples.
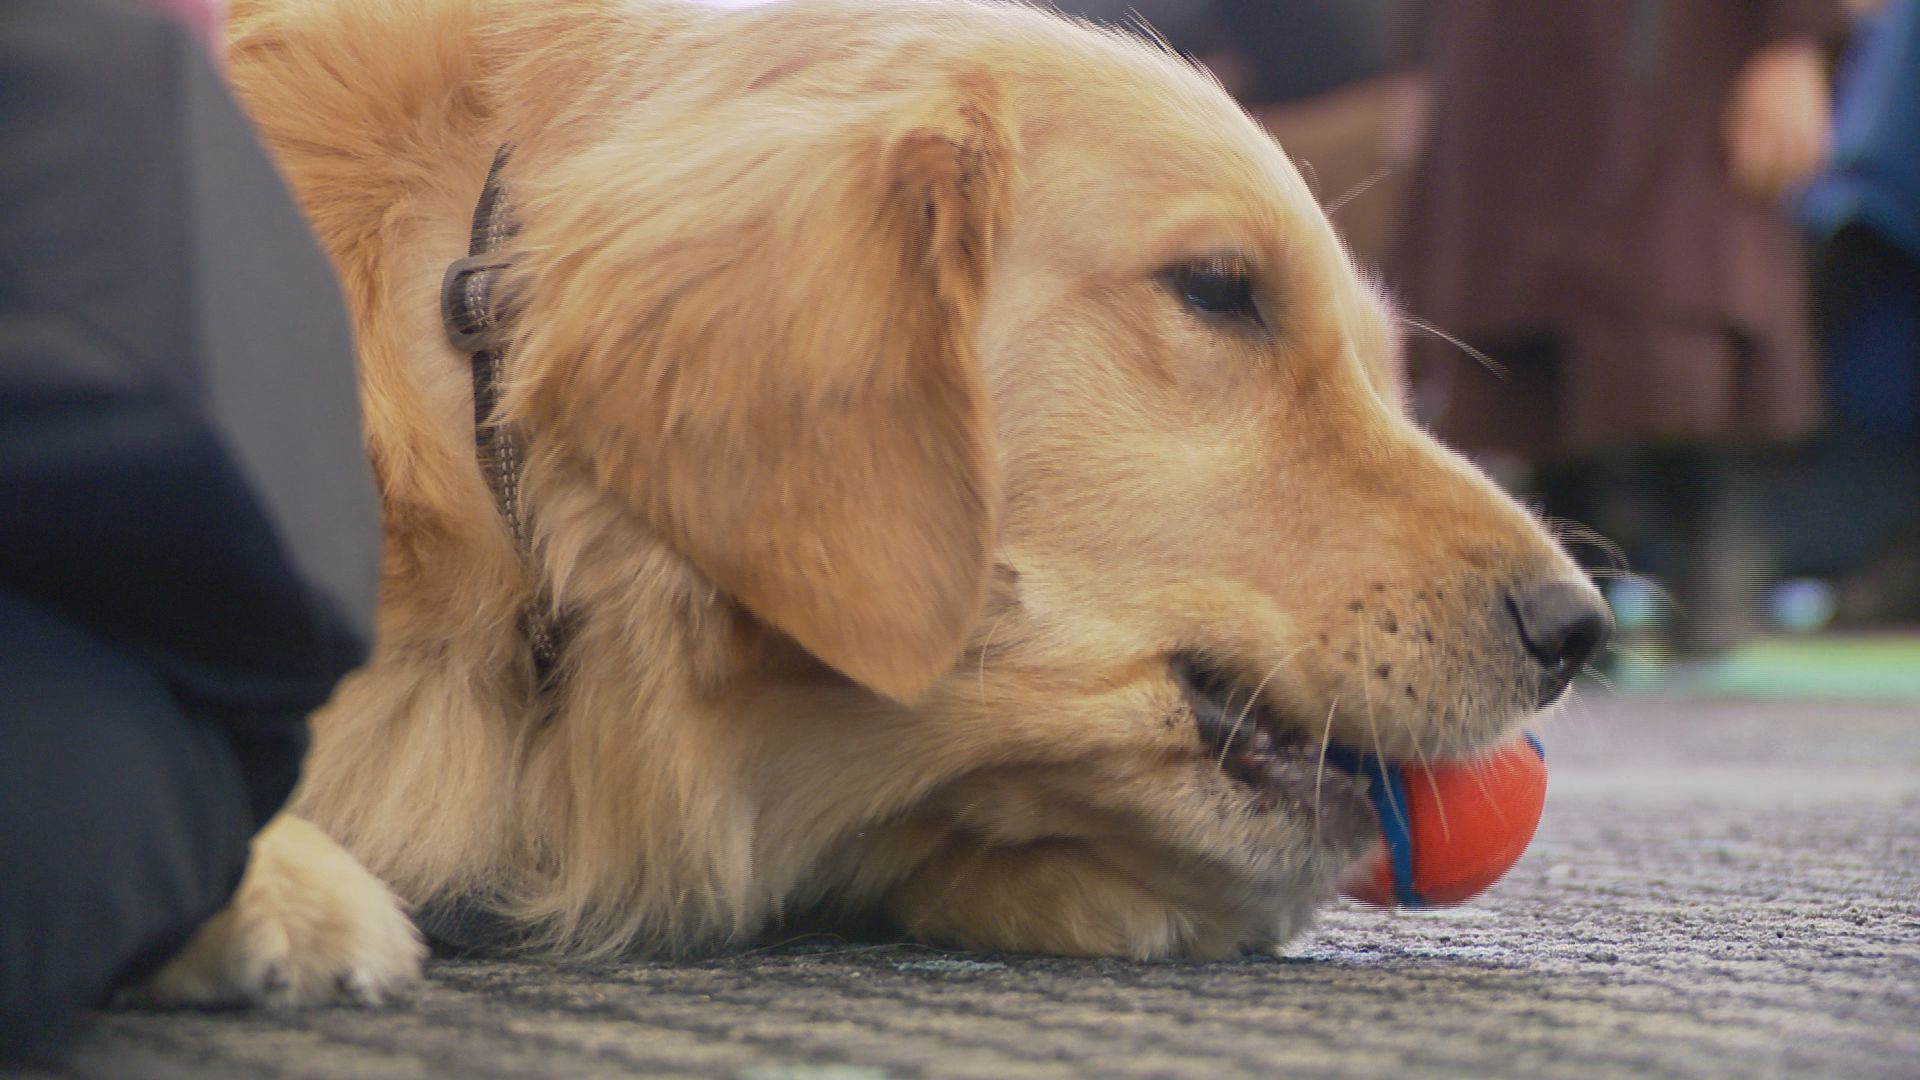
(18, 693), (1920, 1079)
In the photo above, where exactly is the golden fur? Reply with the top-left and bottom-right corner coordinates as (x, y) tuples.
(146, 0), (1600, 1002)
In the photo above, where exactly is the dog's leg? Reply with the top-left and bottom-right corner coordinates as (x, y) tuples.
(123, 814), (424, 1008)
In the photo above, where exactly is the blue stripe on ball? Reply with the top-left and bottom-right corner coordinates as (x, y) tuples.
(1332, 731), (1544, 908)
(1373, 761), (1421, 906)
(1327, 746), (1423, 907)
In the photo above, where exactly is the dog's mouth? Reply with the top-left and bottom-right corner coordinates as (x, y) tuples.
(1172, 653), (1377, 835)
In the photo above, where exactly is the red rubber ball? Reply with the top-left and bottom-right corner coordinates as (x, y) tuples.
(1340, 731), (1549, 908)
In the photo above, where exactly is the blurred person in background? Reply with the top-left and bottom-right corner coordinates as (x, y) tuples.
(1389, 0), (1847, 659)
(1802, 0), (1920, 625)
(1, 0), (374, 1058)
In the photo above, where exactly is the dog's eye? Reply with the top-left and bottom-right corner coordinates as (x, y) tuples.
(1163, 257), (1266, 330)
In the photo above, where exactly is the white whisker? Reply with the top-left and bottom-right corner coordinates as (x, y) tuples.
(1294, 156), (1321, 201)
(1312, 694), (1340, 855)
(1406, 726), (1451, 843)
(1402, 315), (1509, 380)
(1457, 699), (1520, 824)
(1326, 167), (1392, 215)
(1218, 643), (1312, 772)
(1246, 644), (1311, 716)
(1459, 753), (1509, 829)
(1370, 610), (1451, 844)
(1355, 610), (1405, 834)
(1217, 688), (1252, 772)
(1546, 517), (1630, 575)
(1420, 761), (1452, 841)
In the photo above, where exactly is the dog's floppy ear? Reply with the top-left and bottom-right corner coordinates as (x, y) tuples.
(508, 75), (1011, 703)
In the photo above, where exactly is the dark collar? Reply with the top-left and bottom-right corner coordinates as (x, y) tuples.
(441, 145), (568, 687)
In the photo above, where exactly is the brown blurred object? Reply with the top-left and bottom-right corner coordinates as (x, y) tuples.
(1388, 0), (1848, 657)
(1249, 72), (1427, 272)
(1391, 0), (1845, 465)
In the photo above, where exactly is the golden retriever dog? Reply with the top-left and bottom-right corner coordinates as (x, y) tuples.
(139, 0), (1608, 1005)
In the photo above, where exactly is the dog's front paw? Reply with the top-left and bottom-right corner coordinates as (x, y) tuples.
(124, 814), (425, 1009)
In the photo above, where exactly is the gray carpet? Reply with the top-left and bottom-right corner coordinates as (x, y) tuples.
(21, 693), (1920, 1079)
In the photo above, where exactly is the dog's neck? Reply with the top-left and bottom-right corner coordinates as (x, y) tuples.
(441, 144), (571, 689)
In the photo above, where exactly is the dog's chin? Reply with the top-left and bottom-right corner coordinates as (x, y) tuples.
(1170, 653), (1380, 844)
(1124, 657), (1390, 949)
(795, 656), (1396, 958)
(1008, 662), (1387, 894)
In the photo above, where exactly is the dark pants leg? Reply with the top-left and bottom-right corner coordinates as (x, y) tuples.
(1823, 226), (1920, 443)
(0, 590), (254, 1061)
(1642, 447), (1769, 657)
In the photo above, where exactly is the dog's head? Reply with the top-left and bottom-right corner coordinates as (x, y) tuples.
(500, 0), (1606, 958)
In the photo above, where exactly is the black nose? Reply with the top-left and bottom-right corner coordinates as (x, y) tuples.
(1507, 580), (1612, 699)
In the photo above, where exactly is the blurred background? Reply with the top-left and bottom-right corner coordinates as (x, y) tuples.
(1066, 0), (1920, 702)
